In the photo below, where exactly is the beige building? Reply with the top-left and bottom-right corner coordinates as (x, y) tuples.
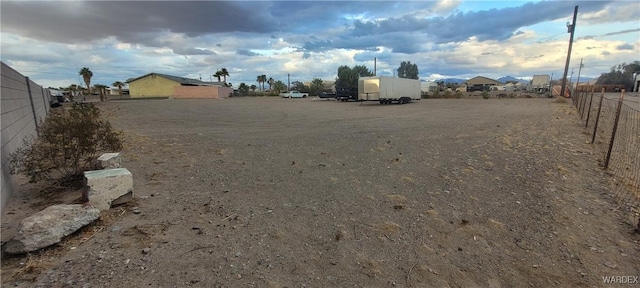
(126, 73), (232, 99)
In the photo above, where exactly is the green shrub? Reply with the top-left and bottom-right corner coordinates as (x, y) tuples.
(508, 92), (516, 98)
(10, 103), (123, 184)
(482, 91), (490, 99)
(444, 90), (452, 98)
(455, 91), (464, 98)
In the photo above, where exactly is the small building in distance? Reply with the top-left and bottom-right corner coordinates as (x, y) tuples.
(109, 87), (130, 96)
(464, 76), (502, 92)
(126, 73), (232, 99)
(421, 81), (438, 93)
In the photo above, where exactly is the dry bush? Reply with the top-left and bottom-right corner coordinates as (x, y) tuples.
(9, 103), (123, 185)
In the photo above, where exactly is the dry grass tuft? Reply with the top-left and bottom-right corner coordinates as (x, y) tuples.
(385, 194), (407, 203)
(378, 221), (401, 234)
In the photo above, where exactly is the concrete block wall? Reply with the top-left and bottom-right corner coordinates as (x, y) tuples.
(1, 62), (51, 216)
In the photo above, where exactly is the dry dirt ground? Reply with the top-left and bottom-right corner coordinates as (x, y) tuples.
(2, 97), (639, 287)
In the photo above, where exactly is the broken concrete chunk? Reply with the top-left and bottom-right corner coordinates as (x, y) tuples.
(97, 152), (121, 169)
(4, 204), (100, 254)
(85, 168), (134, 211)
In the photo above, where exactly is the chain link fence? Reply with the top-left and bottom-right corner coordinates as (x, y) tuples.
(573, 88), (639, 228)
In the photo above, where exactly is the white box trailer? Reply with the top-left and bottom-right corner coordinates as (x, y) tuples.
(531, 74), (551, 92)
(358, 76), (421, 104)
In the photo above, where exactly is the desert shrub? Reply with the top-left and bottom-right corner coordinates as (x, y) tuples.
(508, 92), (516, 98)
(444, 90), (452, 98)
(432, 90), (440, 98)
(455, 91), (464, 98)
(482, 91), (490, 99)
(10, 103), (123, 184)
(553, 97), (568, 103)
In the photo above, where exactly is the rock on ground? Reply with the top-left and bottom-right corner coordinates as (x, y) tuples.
(85, 168), (133, 211)
(4, 204), (100, 254)
(96, 152), (121, 169)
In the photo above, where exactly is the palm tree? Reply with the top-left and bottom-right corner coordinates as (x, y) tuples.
(112, 81), (126, 99)
(256, 75), (263, 91)
(93, 84), (109, 101)
(260, 75), (268, 91)
(257, 75), (267, 91)
(268, 77), (274, 91)
(220, 68), (229, 84)
(79, 67), (93, 95)
(214, 71), (223, 82)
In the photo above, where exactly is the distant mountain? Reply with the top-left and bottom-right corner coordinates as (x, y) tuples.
(432, 75), (596, 85)
(498, 76), (529, 84)
(432, 78), (466, 84)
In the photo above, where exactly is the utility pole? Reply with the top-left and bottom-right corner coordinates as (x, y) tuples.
(288, 73), (290, 91)
(573, 58), (584, 97)
(560, 5), (578, 98)
(374, 57), (377, 76)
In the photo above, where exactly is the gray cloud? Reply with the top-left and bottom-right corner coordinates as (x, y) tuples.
(1, 1), (278, 45)
(0, 0), (615, 56)
(581, 28), (640, 40)
(173, 47), (216, 55)
(236, 49), (261, 56)
(603, 28), (640, 37)
(616, 43), (634, 50)
(345, 1), (611, 46)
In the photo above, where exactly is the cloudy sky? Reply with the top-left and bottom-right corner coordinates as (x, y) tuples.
(1, 0), (638, 89)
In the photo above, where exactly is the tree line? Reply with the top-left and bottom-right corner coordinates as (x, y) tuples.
(595, 61), (640, 91)
(56, 67), (127, 101)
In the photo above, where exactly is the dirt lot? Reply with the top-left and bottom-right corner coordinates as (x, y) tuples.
(2, 97), (639, 287)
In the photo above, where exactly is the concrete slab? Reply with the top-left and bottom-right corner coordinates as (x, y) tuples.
(97, 152), (121, 169)
(84, 168), (133, 211)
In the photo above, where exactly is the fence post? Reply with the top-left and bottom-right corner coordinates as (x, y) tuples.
(25, 77), (39, 136)
(584, 86), (595, 128)
(591, 88), (605, 144)
(604, 89), (625, 169)
(577, 89), (583, 115)
(580, 89), (589, 119)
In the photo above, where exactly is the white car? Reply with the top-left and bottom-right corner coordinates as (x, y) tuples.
(279, 91), (308, 98)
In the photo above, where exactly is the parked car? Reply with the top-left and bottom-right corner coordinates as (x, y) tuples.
(336, 87), (359, 101)
(279, 91), (308, 98)
(319, 92), (336, 98)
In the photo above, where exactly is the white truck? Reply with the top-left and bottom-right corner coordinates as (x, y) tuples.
(279, 91), (308, 98)
(358, 76), (421, 104)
